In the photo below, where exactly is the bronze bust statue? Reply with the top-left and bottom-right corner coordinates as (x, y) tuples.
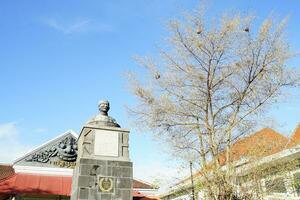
(98, 100), (110, 116)
(86, 100), (120, 127)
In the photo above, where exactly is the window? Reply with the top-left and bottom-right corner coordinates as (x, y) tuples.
(265, 177), (286, 194)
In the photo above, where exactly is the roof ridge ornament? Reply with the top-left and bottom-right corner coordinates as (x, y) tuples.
(86, 100), (120, 127)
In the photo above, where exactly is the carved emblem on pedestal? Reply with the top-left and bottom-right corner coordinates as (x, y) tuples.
(99, 177), (114, 193)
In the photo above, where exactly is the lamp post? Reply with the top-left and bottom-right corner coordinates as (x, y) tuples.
(190, 161), (195, 200)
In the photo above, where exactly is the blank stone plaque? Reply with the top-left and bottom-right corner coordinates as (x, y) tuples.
(94, 130), (119, 157)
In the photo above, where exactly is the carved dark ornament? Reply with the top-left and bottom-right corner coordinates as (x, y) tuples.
(25, 136), (78, 163)
(25, 147), (57, 163)
(57, 136), (78, 161)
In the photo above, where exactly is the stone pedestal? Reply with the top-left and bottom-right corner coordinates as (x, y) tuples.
(71, 158), (132, 200)
(71, 101), (133, 200)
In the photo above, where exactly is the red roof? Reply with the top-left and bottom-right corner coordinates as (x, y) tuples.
(287, 124), (300, 147)
(0, 166), (156, 190)
(0, 173), (72, 196)
(0, 166), (14, 181)
(0, 173), (157, 198)
(133, 179), (156, 189)
(176, 128), (290, 185)
(218, 128), (289, 165)
(133, 190), (146, 197)
(133, 191), (160, 200)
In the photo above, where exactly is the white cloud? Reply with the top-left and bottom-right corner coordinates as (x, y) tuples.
(42, 17), (114, 35)
(0, 122), (31, 164)
(44, 18), (90, 34)
(0, 122), (18, 139)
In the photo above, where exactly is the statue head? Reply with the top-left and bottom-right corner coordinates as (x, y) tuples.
(98, 100), (110, 116)
(86, 99), (120, 127)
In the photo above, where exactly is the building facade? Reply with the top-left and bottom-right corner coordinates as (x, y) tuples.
(0, 130), (158, 200)
(160, 125), (300, 200)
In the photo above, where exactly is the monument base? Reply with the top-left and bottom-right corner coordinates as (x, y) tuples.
(71, 158), (133, 200)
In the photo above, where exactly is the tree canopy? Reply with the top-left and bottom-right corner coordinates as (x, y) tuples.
(128, 8), (300, 199)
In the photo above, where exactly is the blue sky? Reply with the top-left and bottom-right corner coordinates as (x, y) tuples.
(0, 0), (300, 185)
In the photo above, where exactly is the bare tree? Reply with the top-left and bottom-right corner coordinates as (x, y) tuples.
(127, 8), (299, 200)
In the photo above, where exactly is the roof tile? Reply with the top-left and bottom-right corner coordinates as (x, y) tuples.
(218, 128), (289, 165)
(0, 165), (14, 181)
(287, 124), (300, 147)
